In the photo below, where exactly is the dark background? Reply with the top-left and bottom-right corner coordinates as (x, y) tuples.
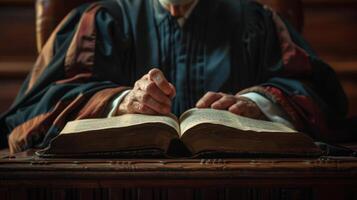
(0, 0), (356, 116)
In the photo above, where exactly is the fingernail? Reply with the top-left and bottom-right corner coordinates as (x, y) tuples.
(154, 74), (162, 83)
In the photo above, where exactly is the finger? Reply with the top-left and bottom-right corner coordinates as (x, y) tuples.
(235, 97), (261, 117)
(137, 90), (171, 114)
(131, 101), (157, 115)
(148, 68), (173, 96)
(228, 101), (246, 116)
(168, 83), (176, 99)
(137, 79), (172, 106)
(211, 95), (237, 110)
(196, 92), (223, 108)
(8, 134), (22, 154)
(147, 83), (172, 106)
(229, 100), (263, 119)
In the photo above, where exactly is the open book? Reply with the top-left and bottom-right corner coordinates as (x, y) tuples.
(38, 108), (321, 158)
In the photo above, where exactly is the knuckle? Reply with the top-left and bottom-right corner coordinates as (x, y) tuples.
(206, 91), (215, 96)
(134, 81), (140, 89)
(214, 93), (224, 98)
(142, 74), (149, 79)
(149, 68), (161, 78)
(221, 93), (231, 98)
(149, 68), (160, 74)
(228, 94), (236, 99)
(204, 92), (219, 100)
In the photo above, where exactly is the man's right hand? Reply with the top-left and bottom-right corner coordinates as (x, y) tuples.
(116, 68), (176, 115)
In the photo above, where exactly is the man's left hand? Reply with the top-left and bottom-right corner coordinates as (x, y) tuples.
(196, 92), (267, 120)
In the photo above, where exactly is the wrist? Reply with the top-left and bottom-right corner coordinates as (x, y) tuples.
(107, 89), (131, 117)
(116, 98), (129, 115)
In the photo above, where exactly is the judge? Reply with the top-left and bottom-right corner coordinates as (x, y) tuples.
(0, 0), (348, 153)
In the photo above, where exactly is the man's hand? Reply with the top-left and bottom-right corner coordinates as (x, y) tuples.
(117, 68), (176, 115)
(196, 92), (267, 120)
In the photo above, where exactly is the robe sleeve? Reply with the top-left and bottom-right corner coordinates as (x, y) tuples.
(237, 2), (348, 141)
(0, 2), (130, 153)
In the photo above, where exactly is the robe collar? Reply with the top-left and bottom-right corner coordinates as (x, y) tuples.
(153, 0), (199, 27)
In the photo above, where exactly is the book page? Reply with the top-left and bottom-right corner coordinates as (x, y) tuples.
(61, 114), (180, 134)
(179, 108), (296, 136)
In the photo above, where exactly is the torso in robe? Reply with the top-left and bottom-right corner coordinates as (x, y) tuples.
(95, 0), (277, 115)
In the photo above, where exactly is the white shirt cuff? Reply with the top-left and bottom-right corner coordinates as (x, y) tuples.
(239, 92), (295, 129)
(107, 90), (131, 117)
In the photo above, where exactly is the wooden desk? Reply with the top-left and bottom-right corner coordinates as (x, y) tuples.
(1, 150), (357, 200)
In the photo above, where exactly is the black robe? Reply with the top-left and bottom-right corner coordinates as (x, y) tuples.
(0, 0), (348, 153)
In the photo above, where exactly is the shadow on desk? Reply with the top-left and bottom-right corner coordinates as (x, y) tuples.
(1, 149), (357, 200)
